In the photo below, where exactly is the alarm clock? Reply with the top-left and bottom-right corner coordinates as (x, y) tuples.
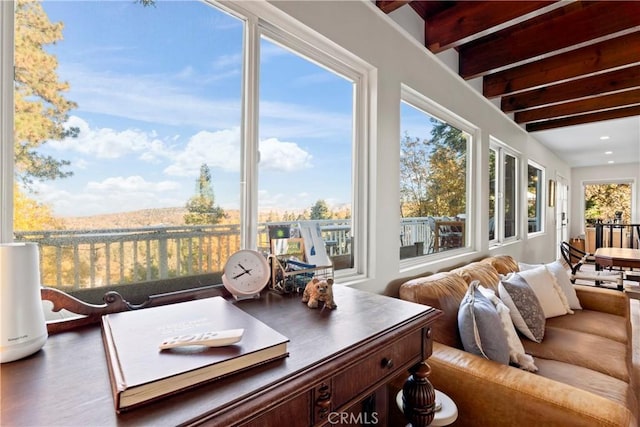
(222, 250), (271, 299)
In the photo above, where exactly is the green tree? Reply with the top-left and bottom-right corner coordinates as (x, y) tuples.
(14, 0), (78, 184)
(310, 200), (331, 220)
(585, 183), (631, 223)
(184, 164), (226, 225)
(400, 132), (430, 217)
(400, 118), (467, 218)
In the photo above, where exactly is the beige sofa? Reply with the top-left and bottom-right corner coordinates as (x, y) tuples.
(395, 255), (639, 426)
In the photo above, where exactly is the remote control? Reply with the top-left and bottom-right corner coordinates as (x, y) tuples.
(159, 329), (244, 350)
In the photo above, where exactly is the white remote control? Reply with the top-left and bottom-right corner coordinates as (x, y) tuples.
(159, 328), (244, 350)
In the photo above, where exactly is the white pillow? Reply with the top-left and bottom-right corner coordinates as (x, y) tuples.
(518, 266), (572, 318)
(545, 261), (582, 310)
(519, 261), (581, 310)
(478, 285), (538, 372)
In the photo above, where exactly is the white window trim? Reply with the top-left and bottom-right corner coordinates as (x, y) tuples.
(527, 159), (546, 236)
(1, 1), (15, 243)
(2, 0), (373, 282)
(489, 137), (520, 246)
(399, 84), (479, 267)
(255, 18), (372, 278)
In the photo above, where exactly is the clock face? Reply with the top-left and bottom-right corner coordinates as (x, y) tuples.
(222, 250), (270, 297)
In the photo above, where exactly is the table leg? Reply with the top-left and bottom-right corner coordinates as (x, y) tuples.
(402, 361), (436, 427)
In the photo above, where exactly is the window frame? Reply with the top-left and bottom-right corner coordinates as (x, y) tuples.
(489, 137), (520, 246)
(526, 159), (545, 236)
(399, 84), (478, 266)
(1, 0), (372, 300)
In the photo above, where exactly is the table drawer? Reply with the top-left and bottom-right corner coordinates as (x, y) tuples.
(332, 329), (424, 409)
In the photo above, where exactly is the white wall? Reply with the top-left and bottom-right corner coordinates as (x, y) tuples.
(570, 163), (640, 239)
(268, 0), (570, 294)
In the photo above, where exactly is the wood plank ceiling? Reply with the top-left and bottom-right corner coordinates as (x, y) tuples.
(377, 1), (640, 132)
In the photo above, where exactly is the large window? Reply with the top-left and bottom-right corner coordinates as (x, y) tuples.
(489, 139), (518, 244)
(527, 161), (544, 234)
(6, 1), (365, 301)
(400, 87), (472, 259)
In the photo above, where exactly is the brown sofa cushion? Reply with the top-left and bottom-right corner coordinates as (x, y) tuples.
(451, 261), (501, 291)
(546, 309), (629, 344)
(399, 272), (468, 348)
(523, 326), (630, 382)
(534, 358), (639, 416)
(481, 255), (520, 275)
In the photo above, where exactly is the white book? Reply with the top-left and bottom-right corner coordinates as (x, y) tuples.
(298, 222), (332, 267)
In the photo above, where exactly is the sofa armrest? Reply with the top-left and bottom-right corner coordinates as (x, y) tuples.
(426, 342), (635, 427)
(574, 284), (629, 317)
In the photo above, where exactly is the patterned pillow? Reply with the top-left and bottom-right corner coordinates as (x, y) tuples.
(499, 273), (546, 343)
(519, 261), (582, 310)
(458, 281), (510, 364)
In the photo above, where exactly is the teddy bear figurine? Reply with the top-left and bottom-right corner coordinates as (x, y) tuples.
(301, 277), (336, 309)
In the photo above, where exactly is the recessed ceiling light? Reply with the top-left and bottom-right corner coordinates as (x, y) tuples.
(608, 160), (615, 164)
(605, 151), (613, 155)
(600, 136), (610, 140)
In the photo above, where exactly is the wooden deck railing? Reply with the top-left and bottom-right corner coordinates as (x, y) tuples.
(594, 223), (640, 249)
(15, 220), (353, 290)
(15, 217), (458, 290)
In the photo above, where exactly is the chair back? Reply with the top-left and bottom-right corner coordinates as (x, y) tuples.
(560, 241), (588, 275)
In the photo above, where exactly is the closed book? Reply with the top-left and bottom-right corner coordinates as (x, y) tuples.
(101, 297), (289, 412)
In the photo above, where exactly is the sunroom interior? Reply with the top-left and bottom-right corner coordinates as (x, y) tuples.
(1, 0), (640, 425)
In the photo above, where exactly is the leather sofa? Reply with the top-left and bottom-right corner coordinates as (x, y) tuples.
(395, 255), (639, 426)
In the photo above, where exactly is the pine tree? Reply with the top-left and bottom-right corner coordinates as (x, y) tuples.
(14, 0), (78, 184)
(310, 200), (331, 220)
(184, 164), (226, 225)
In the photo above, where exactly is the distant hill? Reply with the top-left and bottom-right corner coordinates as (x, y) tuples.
(63, 207), (189, 230)
(61, 205), (348, 230)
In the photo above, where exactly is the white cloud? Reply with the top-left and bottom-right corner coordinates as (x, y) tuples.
(259, 138), (313, 171)
(49, 116), (173, 162)
(164, 128), (241, 176)
(59, 63), (351, 140)
(60, 63), (242, 130)
(164, 127), (313, 176)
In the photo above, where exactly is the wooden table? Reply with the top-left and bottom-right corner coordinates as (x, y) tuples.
(1, 285), (441, 427)
(594, 247), (640, 270)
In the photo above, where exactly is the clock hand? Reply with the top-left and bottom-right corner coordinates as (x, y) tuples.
(238, 263), (253, 275)
(233, 271), (248, 279)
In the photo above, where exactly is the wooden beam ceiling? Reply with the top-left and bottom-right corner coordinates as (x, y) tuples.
(376, 0), (640, 131)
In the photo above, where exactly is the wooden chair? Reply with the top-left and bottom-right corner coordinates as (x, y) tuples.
(560, 241), (623, 290)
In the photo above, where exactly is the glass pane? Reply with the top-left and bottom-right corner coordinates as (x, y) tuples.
(400, 102), (469, 258)
(14, 1), (243, 293)
(258, 37), (354, 270)
(527, 163), (543, 233)
(584, 183), (632, 225)
(504, 153), (517, 238)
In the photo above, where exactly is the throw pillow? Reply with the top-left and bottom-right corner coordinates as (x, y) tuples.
(478, 285), (538, 372)
(519, 261), (581, 310)
(499, 273), (546, 343)
(518, 266), (572, 317)
(545, 261), (582, 310)
(458, 281), (510, 365)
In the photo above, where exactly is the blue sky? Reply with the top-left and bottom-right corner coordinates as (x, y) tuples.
(31, 0), (354, 217)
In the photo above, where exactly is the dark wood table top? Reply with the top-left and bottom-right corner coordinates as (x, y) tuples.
(1, 285), (439, 426)
(594, 247), (640, 269)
